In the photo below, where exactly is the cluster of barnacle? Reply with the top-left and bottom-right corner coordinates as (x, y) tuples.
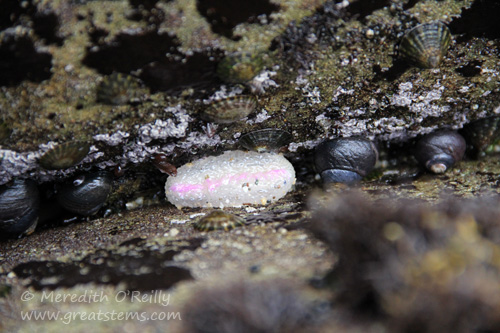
(307, 191), (500, 332)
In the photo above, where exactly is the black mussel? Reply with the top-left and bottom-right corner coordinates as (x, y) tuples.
(239, 128), (292, 153)
(314, 137), (378, 184)
(0, 179), (40, 239)
(194, 210), (245, 231)
(39, 141), (90, 170)
(57, 172), (112, 216)
(202, 95), (257, 124)
(399, 21), (451, 68)
(414, 130), (466, 174)
(460, 116), (500, 154)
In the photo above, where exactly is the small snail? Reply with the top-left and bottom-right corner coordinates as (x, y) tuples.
(56, 171), (112, 216)
(0, 179), (40, 239)
(314, 137), (378, 184)
(399, 21), (451, 68)
(414, 130), (466, 174)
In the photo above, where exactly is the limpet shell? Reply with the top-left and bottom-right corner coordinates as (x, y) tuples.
(399, 21), (451, 68)
(239, 128), (292, 153)
(202, 95), (257, 124)
(39, 141), (90, 170)
(194, 210), (245, 231)
(216, 52), (266, 84)
(96, 72), (139, 105)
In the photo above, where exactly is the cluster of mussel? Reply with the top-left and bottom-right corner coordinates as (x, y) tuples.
(0, 142), (113, 240)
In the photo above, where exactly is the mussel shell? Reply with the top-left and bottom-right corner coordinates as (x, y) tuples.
(0, 179), (39, 238)
(57, 172), (112, 216)
(399, 21), (451, 68)
(314, 137), (378, 183)
(39, 141), (90, 170)
(239, 128), (292, 153)
(202, 95), (257, 124)
(460, 116), (500, 153)
(414, 130), (466, 173)
(194, 210), (245, 231)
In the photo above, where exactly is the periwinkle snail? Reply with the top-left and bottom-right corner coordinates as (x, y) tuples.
(414, 130), (466, 174)
(0, 179), (40, 239)
(314, 137), (378, 184)
(56, 171), (112, 216)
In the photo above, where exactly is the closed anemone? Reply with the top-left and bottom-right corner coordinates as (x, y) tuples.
(239, 128), (292, 153)
(39, 141), (90, 170)
(194, 210), (245, 231)
(399, 21), (451, 68)
(202, 95), (257, 124)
